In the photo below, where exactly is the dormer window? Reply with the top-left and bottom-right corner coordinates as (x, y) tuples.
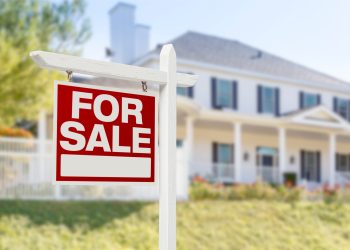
(300, 92), (321, 109)
(211, 77), (238, 110)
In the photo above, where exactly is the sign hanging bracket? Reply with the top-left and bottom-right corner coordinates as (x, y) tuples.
(66, 70), (73, 82)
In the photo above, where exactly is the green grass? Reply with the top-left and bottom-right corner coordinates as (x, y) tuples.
(1, 200), (350, 250)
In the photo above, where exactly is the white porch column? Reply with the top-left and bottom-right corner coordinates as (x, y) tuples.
(278, 127), (286, 184)
(329, 133), (336, 188)
(234, 122), (242, 183)
(38, 110), (47, 182)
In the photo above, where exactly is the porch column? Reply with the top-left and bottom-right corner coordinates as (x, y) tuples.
(278, 127), (286, 184)
(234, 122), (242, 183)
(183, 116), (194, 199)
(329, 133), (336, 188)
(38, 110), (47, 182)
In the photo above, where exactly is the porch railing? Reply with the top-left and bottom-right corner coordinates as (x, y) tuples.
(336, 171), (350, 186)
(256, 166), (279, 184)
(190, 162), (235, 183)
(0, 137), (188, 200)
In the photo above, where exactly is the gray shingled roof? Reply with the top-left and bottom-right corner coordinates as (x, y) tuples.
(151, 31), (349, 88)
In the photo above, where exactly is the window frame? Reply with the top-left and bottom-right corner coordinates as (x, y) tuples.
(212, 77), (238, 110)
(213, 142), (234, 164)
(300, 92), (320, 109)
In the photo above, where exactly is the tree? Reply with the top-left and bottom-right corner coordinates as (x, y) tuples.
(0, 0), (91, 127)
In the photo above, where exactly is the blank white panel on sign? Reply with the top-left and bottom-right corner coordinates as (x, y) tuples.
(61, 154), (151, 177)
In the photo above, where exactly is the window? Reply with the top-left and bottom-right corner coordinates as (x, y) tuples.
(334, 97), (350, 120)
(213, 143), (233, 163)
(176, 139), (183, 148)
(301, 150), (321, 182)
(211, 78), (238, 109)
(177, 87), (193, 98)
(336, 154), (350, 172)
(300, 92), (320, 108)
(258, 86), (279, 115)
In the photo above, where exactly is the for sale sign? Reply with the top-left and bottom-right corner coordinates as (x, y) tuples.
(53, 81), (158, 184)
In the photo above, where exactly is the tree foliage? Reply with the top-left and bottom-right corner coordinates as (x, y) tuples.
(0, 0), (91, 126)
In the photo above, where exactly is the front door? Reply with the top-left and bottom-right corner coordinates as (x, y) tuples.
(256, 147), (278, 183)
(301, 150), (321, 182)
(213, 143), (234, 182)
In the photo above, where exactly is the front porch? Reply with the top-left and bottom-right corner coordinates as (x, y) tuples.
(177, 101), (350, 187)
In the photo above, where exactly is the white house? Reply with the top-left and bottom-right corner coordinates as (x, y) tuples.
(107, 3), (350, 189)
(1, 2), (350, 200)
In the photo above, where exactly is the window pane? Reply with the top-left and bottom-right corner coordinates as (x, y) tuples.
(217, 144), (233, 163)
(176, 139), (183, 148)
(216, 79), (233, 108)
(336, 98), (349, 120)
(303, 93), (318, 108)
(262, 87), (275, 114)
(177, 87), (188, 97)
(262, 155), (273, 167)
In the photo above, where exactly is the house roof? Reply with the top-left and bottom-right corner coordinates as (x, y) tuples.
(149, 31), (349, 90)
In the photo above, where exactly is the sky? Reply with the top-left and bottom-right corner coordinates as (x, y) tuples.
(82, 0), (350, 82)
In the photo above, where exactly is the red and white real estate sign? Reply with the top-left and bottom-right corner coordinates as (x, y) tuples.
(53, 81), (157, 184)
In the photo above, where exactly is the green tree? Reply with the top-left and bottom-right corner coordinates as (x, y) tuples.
(0, 0), (91, 127)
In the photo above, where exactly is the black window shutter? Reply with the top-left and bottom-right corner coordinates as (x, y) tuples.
(333, 97), (338, 112)
(233, 81), (238, 110)
(336, 153), (339, 171)
(301, 150), (305, 179)
(317, 94), (321, 105)
(316, 151), (321, 182)
(257, 85), (262, 113)
(188, 86), (194, 98)
(348, 155), (350, 172)
(212, 142), (218, 163)
(211, 77), (217, 109)
(275, 88), (280, 116)
(230, 144), (234, 163)
(300, 91), (304, 109)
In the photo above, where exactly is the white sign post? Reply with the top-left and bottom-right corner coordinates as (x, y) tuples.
(30, 44), (197, 250)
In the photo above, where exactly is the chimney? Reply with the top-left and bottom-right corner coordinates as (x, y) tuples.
(109, 2), (150, 64)
(134, 24), (150, 61)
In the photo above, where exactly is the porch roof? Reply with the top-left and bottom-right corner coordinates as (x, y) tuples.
(178, 101), (350, 134)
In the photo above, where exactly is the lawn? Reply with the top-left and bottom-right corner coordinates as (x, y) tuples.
(0, 200), (350, 250)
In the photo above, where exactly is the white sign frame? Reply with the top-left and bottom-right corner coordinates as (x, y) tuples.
(31, 44), (198, 250)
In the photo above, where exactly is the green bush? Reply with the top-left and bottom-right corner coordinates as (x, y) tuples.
(190, 180), (301, 202)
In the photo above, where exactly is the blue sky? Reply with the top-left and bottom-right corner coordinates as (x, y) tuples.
(82, 0), (350, 82)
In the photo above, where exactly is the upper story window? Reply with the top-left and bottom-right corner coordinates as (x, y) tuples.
(334, 97), (350, 121)
(177, 71), (194, 98)
(177, 87), (193, 98)
(300, 92), (321, 109)
(257, 85), (280, 116)
(211, 77), (238, 110)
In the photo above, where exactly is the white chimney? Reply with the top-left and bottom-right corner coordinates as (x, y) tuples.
(109, 2), (150, 64)
(134, 24), (150, 61)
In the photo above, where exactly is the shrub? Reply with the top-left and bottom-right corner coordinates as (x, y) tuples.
(190, 181), (223, 200)
(0, 127), (33, 138)
(190, 178), (301, 202)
